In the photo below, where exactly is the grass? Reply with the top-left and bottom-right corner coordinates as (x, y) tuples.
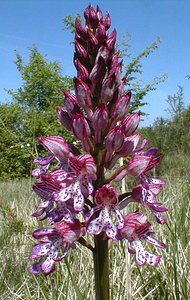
(0, 156), (190, 299)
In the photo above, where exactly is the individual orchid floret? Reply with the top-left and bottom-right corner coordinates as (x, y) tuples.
(103, 11), (111, 31)
(89, 56), (106, 92)
(84, 5), (99, 29)
(132, 183), (167, 224)
(129, 148), (162, 187)
(121, 111), (141, 136)
(45, 202), (76, 224)
(74, 58), (89, 82)
(86, 184), (124, 241)
(106, 29), (117, 53)
(73, 77), (92, 118)
(38, 136), (72, 162)
(68, 154), (97, 181)
(110, 91), (131, 123)
(100, 73), (117, 104)
(29, 219), (84, 275)
(56, 107), (72, 131)
(120, 211), (165, 267)
(105, 125), (125, 162)
(72, 113), (92, 152)
(75, 18), (88, 40)
(54, 154), (96, 212)
(95, 23), (107, 43)
(75, 40), (89, 64)
(33, 172), (77, 223)
(91, 104), (109, 143)
(32, 155), (54, 178)
(87, 29), (99, 55)
(108, 133), (142, 169)
(62, 90), (80, 117)
(114, 155), (152, 182)
(32, 173), (64, 219)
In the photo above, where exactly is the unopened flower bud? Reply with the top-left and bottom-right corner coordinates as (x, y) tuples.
(111, 91), (131, 121)
(108, 133), (141, 169)
(96, 46), (110, 64)
(109, 51), (120, 70)
(114, 156), (151, 182)
(100, 74), (116, 104)
(91, 104), (109, 143)
(104, 12), (111, 31)
(56, 107), (72, 131)
(106, 29), (117, 52)
(118, 133), (141, 157)
(74, 58), (89, 82)
(84, 5), (99, 29)
(95, 23), (107, 43)
(87, 30), (99, 54)
(72, 114), (91, 152)
(75, 40), (88, 63)
(75, 18), (88, 40)
(74, 77), (92, 117)
(105, 126), (125, 162)
(110, 61), (122, 88)
(96, 5), (103, 22)
(62, 90), (80, 117)
(117, 76), (126, 98)
(89, 56), (106, 91)
(38, 136), (71, 160)
(72, 114), (91, 140)
(121, 111), (141, 136)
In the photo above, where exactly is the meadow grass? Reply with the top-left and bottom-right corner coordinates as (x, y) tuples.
(0, 158), (189, 299)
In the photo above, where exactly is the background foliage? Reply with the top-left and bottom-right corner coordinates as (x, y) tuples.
(0, 34), (168, 179)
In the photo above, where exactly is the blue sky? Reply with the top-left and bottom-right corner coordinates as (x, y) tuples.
(0, 0), (190, 126)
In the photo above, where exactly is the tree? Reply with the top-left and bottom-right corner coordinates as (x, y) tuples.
(166, 86), (185, 120)
(0, 47), (74, 179)
(141, 86), (190, 156)
(0, 103), (33, 179)
(7, 47), (72, 111)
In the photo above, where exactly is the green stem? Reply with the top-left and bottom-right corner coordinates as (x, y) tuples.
(93, 234), (110, 300)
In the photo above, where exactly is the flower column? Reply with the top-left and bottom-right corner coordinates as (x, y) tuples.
(76, 6), (120, 299)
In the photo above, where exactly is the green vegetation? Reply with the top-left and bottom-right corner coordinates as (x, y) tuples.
(0, 48), (74, 179)
(140, 87), (190, 180)
(0, 29), (167, 180)
(1, 87), (189, 298)
(0, 158), (189, 299)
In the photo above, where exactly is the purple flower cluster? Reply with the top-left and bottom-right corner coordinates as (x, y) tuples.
(29, 5), (167, 275)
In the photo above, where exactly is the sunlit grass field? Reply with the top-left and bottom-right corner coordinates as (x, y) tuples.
(0, 154), (189, 299)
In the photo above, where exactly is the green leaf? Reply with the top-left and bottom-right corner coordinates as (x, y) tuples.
(65, 257), (84, 300)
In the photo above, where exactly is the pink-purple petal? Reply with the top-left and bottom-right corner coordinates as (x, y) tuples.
(32, 243), (50, 256)
(41, 256), (56, 275)
(133, 241), (146, 266)
(112, 207), (124, 229)
(29, 262), (43, 274)
(145, 252), (162, 267)
(144, 236), (166, 249)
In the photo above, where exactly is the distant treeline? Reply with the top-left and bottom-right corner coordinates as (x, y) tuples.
(0, 47), (188, 180)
